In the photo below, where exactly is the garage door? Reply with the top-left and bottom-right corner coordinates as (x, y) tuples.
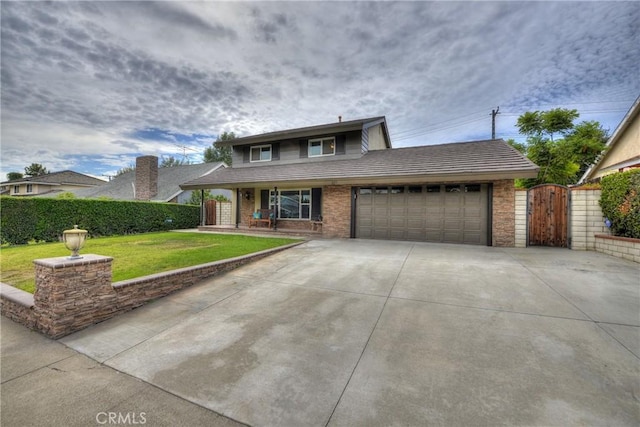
(355, 184), (489, 245)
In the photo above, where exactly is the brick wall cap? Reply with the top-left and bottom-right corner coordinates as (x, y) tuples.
(33, 254), (114, 268)
(1, 282), (35, 308)
(595, 234), (640, 244)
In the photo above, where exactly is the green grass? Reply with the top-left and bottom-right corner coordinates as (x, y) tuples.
(1, 232), (299, 294)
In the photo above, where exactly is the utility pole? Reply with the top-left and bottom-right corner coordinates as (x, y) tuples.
(491, 106), (500, 139)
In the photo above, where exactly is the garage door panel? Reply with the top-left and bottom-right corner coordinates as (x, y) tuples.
(407, 218), (423, 228)
(464, 218), (481, 229)
(390, 218), (406, 227)
(356, 184), (488, 245)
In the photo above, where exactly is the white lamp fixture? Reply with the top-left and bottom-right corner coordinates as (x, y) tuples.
(63, 225), (88, 259)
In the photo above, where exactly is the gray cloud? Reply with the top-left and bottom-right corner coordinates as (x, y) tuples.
(1, 1), (639, 178)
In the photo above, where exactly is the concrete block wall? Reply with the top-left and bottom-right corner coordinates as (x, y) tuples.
(515, 189), (527, 248)
(595, 235), (640, 263)
(217, 201), (233, 225)
(570, 189), (609, 250)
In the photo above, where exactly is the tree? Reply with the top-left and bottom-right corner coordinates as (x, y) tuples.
(115, 164), (135, 177)
(204, 131), (235, 166)
(187, 190), (230, 206)
(514, 108), (607, 187)
(160, 156), (189, 168)
(6, 172), (23, 181)
(187, 189), (213, 205)
(24, 163), (48, 177)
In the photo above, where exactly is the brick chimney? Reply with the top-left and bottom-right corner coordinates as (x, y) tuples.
(135, 155), (158, 200)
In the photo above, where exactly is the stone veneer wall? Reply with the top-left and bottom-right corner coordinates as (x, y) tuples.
(570, 189), (609, 251)
(514, 189), (527, 248)
(594, 235), (640, 263)
(1, 242), (303, 338)
(0, 283), (36, 329)
(492, 180), (516, 247)
(33, 255), (115, 338)
(322, 185), (352, 238)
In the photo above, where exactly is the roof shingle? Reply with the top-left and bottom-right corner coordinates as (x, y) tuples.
(181, 139), (538, 189)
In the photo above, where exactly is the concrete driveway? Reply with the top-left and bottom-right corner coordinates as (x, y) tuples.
(59, 239), (639, 426)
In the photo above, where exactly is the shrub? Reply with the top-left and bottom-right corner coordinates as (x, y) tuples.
(0, 197), (200, 245)
(599, 169), (640, 239)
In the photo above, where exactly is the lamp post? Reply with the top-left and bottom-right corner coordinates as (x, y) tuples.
(62, 225), (88, 259)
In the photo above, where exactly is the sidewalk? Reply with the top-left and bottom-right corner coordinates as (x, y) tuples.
(0, 316), (244, 427)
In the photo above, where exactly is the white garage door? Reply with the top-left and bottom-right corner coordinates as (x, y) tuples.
(355, 184), (489, 245)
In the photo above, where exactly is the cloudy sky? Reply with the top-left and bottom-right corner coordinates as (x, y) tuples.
(1, 1), (638, 181)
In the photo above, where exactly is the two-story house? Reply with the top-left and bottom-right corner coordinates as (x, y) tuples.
(180, 116), (539, 246)
(1, 170), (106, 197)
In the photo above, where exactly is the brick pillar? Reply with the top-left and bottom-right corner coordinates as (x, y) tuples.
(33, 255), (115, 338)
(323, 185), (352, 238)
(492, 180), (515, 247)
(135, 155), (158, 200)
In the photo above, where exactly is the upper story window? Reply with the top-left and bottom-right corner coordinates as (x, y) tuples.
(308, 137), (335, 157)
(26, 184), (33, 193)
(250, 145), (272, 162)
(13, 185), (20, 194)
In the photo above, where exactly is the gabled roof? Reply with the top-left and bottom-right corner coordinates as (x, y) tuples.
(1, 170), (106, 187)
(220, 116), (391, 148)
(181, 139), (538, 189)
(579, 95), (640, 183)
(73, 162), (226, 201)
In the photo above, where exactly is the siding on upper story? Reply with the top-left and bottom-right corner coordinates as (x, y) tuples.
(364, 123), (388, 152)
(231, 130), (365, 168)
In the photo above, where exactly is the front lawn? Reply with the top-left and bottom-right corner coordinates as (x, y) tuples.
(1, 232), (300, 293)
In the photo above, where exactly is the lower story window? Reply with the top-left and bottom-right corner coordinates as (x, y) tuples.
(270, 189), (311, 219)
(26, 184), (33, 193)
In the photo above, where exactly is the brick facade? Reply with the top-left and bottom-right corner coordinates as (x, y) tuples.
(135, 155), (158, 200)
(239, 188), (254, 226)
(322, 185), (352, 238)
(492, 180), (516, 247)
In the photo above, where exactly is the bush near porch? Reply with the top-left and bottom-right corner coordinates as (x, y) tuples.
(599, 169), (640, 239)
(0, 197), (199, 245)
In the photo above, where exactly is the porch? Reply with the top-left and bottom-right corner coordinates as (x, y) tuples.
(197, 224), (323, 239)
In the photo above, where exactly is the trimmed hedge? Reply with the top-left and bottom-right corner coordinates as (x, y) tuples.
(599, 169), (640, 239)
(0, 197), (200, 245)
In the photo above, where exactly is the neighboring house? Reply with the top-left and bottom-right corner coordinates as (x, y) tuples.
(71, 156), (230, 203)
(181, 116), (539, 246)
(579, 95), (640, 183)
(0, 170), (106, 197)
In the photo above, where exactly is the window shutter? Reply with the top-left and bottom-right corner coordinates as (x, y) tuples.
(243, 146), (250, 163)
(336, 135), (346, 155)
(299, 140), (308, 158)
(260, 189), (269, 209)
(311, 188), (322, 220)
(272, 143), (280, 160)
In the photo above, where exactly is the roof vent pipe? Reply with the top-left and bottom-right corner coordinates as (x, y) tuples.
(338, 115), (342, 123)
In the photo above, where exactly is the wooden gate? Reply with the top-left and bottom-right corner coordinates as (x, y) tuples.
(527, 184), (569, 247)
(204, 200), (216, 225)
